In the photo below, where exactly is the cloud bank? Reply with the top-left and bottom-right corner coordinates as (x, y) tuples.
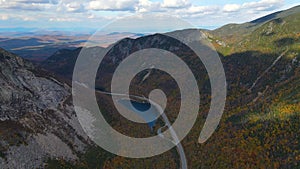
(0, 0), (294, 30)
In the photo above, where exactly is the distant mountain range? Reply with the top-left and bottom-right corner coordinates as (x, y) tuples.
(0, 32), (144, 61)
(0, 27), (97, 34)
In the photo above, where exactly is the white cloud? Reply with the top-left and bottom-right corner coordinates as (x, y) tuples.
(87, 14), (95, 19)
(161, 0), (190, 8)
(49, 17), (79, 22)
(0, 0), (290, 30)
(223, 4), (241, 12)
(65, 2), (85, 12)
(186, 5), (219, 14)
(0, 0), (285, 14)
(13, 0), (53, 3)
(0, 15), (9, 20)
(136, 0), (162, 13)
(22, 16), (36, 21)
(242, 0), (284, 11)
(0, 13), (38, 21)
(0, 0), (54, 11)
(222, 0), (282, 14)
(88, 0), (138, 11)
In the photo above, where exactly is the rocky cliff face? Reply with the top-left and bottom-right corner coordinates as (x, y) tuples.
(0, 48), (90, 168)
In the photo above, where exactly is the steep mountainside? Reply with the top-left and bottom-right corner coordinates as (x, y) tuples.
(207, 5), (300, 56)
(40, 48), (83, 80)
(0, 48), (92, 168)
(40, 47), (107, 82)
(210, 5), (300, 38)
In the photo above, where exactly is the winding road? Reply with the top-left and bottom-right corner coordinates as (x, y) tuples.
(96, 90), (188, 169)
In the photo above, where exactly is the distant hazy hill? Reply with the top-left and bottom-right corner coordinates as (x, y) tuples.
(0, 36), (81, 61)
(0, 32), (143, 61)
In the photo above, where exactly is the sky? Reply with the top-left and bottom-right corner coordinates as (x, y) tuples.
(0, 0), (299, 32)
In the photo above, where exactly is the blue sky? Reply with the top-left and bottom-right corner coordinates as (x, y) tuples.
(0, 0), (299, 32)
